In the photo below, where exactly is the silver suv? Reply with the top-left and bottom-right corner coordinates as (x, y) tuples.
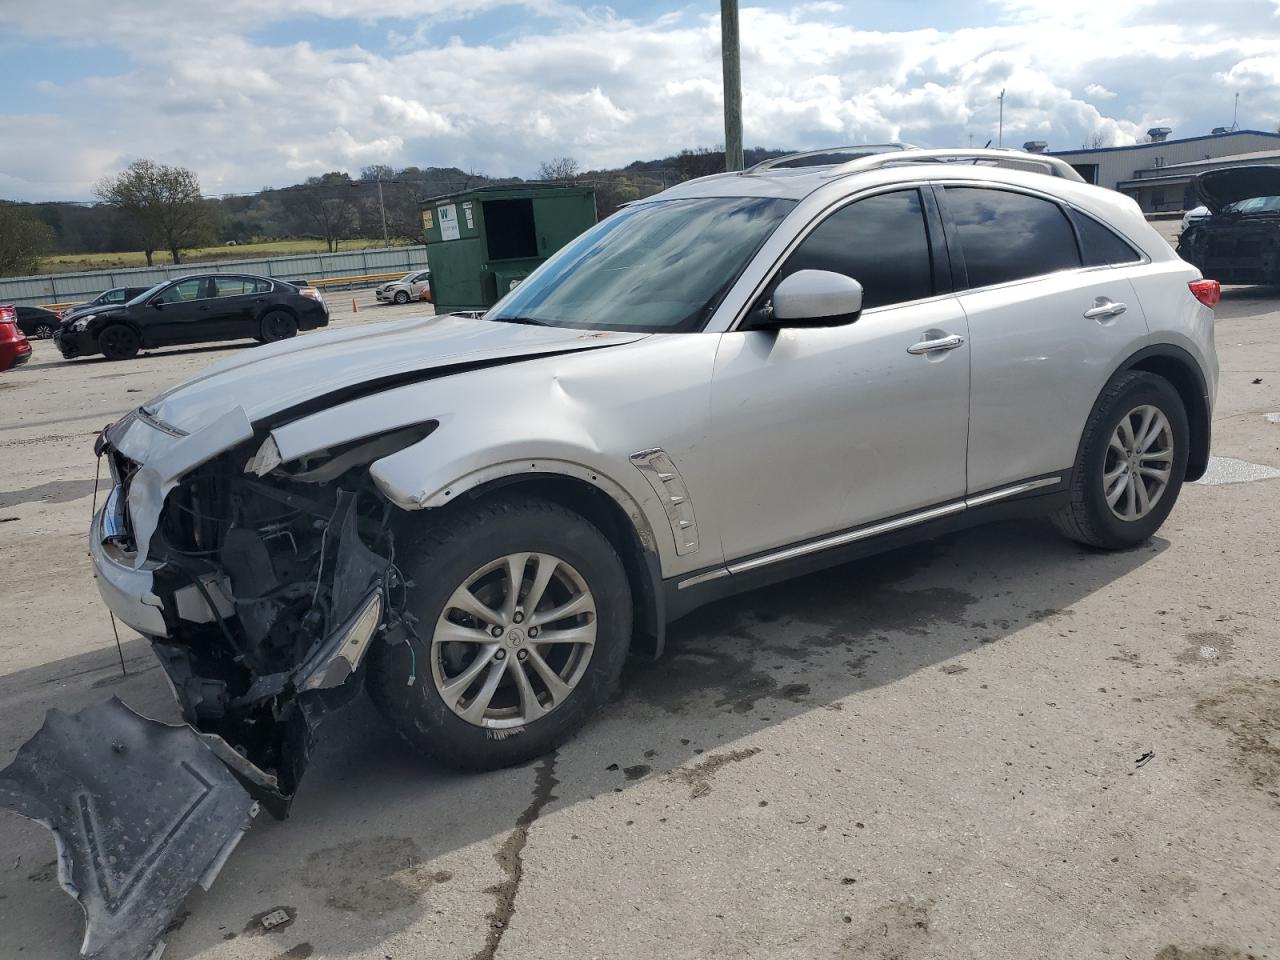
(85, 148), (1218, 789)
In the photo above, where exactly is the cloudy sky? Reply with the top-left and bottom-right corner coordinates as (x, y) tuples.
(2, 0), (1279, 201)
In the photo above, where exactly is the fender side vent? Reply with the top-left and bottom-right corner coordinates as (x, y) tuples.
(630, 448), (700, 556)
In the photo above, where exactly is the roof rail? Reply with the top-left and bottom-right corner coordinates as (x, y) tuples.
(825, 148), (1086, 183)
(747, 143), (918, 173)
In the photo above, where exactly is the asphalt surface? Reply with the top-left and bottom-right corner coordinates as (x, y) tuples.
(1, 284), (1278, 960)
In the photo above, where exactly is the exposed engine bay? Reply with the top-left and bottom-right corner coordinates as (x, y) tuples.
(108, 423), (434, 811)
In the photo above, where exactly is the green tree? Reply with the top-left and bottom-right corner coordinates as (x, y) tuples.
(0, 204), (55, 276)
(94, 159), (212, 265)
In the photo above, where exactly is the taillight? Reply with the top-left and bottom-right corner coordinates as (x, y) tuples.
(0, 304), (15, 323)
(1189, 279), (1221, 308)
(299, 286), (323, 301)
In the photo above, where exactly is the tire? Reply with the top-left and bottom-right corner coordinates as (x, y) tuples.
(98, 324), (140, 361)
(259, 311), (298, 343)
(33, 322), (57, 340)
(1052, 370), (1190, 549)
(368, 495), (633, 770)
(393, 290), (410, 304)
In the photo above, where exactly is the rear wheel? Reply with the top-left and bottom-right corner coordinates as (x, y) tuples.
(368, 496), (632, 770)
(33, 322), (57, 340)
(1053, 371), (1189, 549)
(259, 311), (298, 343)
(98, 325), (140, 361)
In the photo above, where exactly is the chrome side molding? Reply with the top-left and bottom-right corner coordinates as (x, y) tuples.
(677, 475), (1061, 589)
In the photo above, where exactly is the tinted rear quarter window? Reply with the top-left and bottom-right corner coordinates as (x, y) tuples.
(779, 189), (934, 309)
(946, 187), (1080, 288)
(1073, 212), (1142, 266)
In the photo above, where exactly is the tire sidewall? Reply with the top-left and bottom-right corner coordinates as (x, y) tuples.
(371, 503), (632, 769)
(260, 311), (298, 342)
(1080, 375), (1190, 544)
(99, 325), (139, 360)
(393, 290), (409, 304)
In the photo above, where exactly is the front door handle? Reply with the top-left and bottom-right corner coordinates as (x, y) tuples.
(907, 333), (966, 355)
(1084, 298), (1127, 320)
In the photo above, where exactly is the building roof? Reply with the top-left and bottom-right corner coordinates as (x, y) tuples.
(1051, 129), (1280, 159)
(1156, 148), (1280, 170)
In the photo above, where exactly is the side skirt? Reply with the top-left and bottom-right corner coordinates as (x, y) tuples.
(664, 475), (1070, 621)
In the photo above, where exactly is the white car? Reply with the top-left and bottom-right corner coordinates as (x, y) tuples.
(4, 147), (1221, 960)
(375, 269), (431, 304)
(1181, 204), (1210, 234)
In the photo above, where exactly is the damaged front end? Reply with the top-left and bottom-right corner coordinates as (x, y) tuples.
(106, 416), (432, 812)
(1, 411), (429, 959)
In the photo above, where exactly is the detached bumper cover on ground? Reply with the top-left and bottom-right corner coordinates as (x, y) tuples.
(0, 699), (258, 960)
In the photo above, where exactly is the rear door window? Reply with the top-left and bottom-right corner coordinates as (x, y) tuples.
(945, 187), (1081, 288)
(778, 189), (935, 309)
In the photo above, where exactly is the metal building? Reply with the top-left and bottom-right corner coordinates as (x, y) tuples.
(421, 184), (596, 313)
(1049, 130), (1280, 212)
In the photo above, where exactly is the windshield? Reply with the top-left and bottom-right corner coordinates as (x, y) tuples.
(486, 196), (796, 333)
(1223, 195), (1280, 215)
(127, 280), (171, 306)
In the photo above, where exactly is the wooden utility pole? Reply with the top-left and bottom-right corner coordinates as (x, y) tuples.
(721, 0), (744, 172)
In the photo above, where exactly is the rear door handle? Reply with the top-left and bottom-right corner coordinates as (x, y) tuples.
(1084, 299), (1127, 320)
(907, 333), (966, 355)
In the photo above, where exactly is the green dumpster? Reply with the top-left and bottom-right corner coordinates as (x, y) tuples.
(420, 184), (597, 314)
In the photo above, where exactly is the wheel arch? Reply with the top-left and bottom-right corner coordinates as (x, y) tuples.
(1115, 344), (1211, 481)
(397, 465), (667, 659)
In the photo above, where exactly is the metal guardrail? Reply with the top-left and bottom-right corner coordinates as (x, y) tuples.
(0, 245), (428, 309)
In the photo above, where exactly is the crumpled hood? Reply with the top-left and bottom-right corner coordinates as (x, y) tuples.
(144, 313), (647, 433)
(1195, 164), (1280, 213)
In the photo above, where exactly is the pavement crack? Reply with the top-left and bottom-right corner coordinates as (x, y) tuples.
(470, 751), (559, 960)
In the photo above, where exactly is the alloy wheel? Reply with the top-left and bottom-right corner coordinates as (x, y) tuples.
(1103, 404), (1174, 521)
(431, 552), (597, 729)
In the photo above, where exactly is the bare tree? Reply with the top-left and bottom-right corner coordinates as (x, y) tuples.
(283, 174), (357, 252)
(538, 157), (580, 181)
(1082, 131), (1108, 149)
(95, 160), (211, 264)
(0, 204), (54, 277)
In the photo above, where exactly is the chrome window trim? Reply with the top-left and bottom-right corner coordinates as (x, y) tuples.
(676, 475), (1061, 589)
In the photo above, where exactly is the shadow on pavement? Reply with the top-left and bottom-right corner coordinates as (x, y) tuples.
(0, 517), (1164, 958)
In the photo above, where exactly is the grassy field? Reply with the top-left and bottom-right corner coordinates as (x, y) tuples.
(38, 238), (406, 274)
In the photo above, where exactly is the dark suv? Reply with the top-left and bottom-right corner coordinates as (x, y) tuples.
(54, 274), (329, 361)
(61, 286), (153, 323)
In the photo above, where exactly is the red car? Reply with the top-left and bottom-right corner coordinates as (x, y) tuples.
(0, 304), (33, 372)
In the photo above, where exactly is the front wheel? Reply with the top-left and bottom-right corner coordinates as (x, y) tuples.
(1053, 371), (1190, 549)
(98, 324), (140, 361)
(368, 496), (632, 770)
(393, 290), (410, 304)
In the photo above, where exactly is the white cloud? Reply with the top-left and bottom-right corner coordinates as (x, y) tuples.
(2, 1), (1280, 199)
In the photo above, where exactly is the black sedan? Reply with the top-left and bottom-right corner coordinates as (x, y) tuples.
(54, 274), (329, 361)
(15, 305), (64, 340)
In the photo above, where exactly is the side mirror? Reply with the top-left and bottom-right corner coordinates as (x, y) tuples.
(769, 270), (864, 326)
